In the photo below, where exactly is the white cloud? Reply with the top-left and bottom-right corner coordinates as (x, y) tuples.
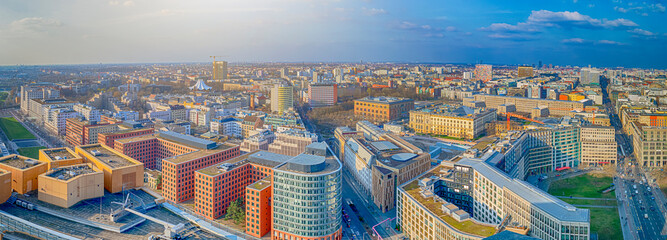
(108, 1), (120, 6)
(597, 40), (624, 45)
(628, 28), (654, 36)
(480, 22), (539, 32)
(10, 17), (62, 33)
(446, 26), (457, 32)
(123, 1), (135, 7)
(527, 10), (637, 28)
(361, 7), (386, 16)
(562, 38), (588, 43)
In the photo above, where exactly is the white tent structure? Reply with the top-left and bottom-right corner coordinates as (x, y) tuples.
(190, 79), (212, 90)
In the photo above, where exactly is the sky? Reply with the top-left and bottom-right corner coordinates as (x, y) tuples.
(0, 0), (666, 68)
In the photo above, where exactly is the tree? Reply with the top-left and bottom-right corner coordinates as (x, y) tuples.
(225, 197), (246, 225)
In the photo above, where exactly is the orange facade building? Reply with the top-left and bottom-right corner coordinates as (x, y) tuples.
(194, 143), (343, 240)
(75, 144), (144, 194)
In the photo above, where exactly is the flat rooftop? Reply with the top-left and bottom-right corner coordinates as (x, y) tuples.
(457, 157), (589, 223)
(248, 178), (271, 191)
(275, 152), (340, 175)
(198, 150), (290, 176)
(45, 164), (97, 181)
(79, 145), (136, 168)
(355, 96), (413, 104)
(42, 148), (78, 161)
(0, 155), (44, 169)
(401, 179), (497, 237)
(162, 143), (237, 165)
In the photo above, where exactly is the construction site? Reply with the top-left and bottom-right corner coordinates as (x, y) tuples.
(0, 188), (221, 240)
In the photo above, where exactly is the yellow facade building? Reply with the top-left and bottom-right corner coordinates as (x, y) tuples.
(0, 155), (49, 194)
(39, 147), (84, 169)
(0, 169), (11, 204)
(38, 164), (104, 208)
(75, 144), (144, 193)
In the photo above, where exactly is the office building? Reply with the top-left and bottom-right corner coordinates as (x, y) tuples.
(268, 129), (318, 156)
(44, 107), (81, 136)
(343, 126), (430, 212)
(630, 121), (667, 167)
(20, 84), (60, 114)
(115, 131), (240, 202)
(308, 83), (338, 107)
(272, 143), (342, 240)
(518, 66), (534, 78)
(474, 64), (493, 82)
(397, 150), (590, 240)
(66, 118), (120, 146)
(409, 105), (496, 140)
(354, 97), (414, 123)
(73, 104), (101, 122)
(580, 126), (617, 166)
(195, 143), (343, 240)
(579, 68), (600, 86)
(271, 84), (294, 114)
(98, 128), (155, 149)
(213, 61), (228, 80)
(472, 95), (585, 117)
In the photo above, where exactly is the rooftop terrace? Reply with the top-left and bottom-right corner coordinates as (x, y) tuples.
(42, 148), (77, 161)
(45, 164), (97, 181)
(0, 155), (44, 169)
(402, 179), (497, 237)
(79, 145), (136, 168)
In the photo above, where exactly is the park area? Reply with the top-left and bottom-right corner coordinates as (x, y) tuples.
(548, 172), (621, 240)
(0, 117), (36, 140)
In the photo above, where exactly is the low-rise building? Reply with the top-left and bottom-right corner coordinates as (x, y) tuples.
(0, 169), (11, 204)
(75, 144), (144, 193)
(0, 155), (49, 194)
(38, 164), (104, 208)
(38, 147), (83, 169)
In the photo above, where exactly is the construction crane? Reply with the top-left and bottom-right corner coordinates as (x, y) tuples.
(499, 112), (545, 130)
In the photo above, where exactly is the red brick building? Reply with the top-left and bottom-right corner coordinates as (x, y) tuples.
(115, 131), (240, 203)
(99, 128), (154, 149)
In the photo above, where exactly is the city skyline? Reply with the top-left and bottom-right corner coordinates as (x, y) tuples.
(1, 0), (666, 68)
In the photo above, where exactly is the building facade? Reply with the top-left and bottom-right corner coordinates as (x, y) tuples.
(308, 83), (338, 107)
(354, 97), (414, 123)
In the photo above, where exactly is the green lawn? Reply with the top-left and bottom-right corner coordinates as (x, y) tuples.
(17, 146), (46, 159)
(548, 174), (615, 199)
(584, 207), (623, 240)
(0, 117), (36, 140)
(559, 198), (618, 206)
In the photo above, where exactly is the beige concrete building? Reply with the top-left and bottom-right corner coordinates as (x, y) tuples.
(472, 95), (585, 117)
(38, 147), (84, 169)
(580, 126), (617, 166)
(75, 144), (144, 193)
(0, 155), (49, 194)
(630, 121), (667, 168)
(0, 169), (11, 204)
(268, 129), (318, 156)
(38, 164), (104, 208)
(410, 105), (496, 140)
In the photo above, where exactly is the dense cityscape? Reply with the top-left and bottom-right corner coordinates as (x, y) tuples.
(1, 0), (667, 240)
(0, 62), (664, 240)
